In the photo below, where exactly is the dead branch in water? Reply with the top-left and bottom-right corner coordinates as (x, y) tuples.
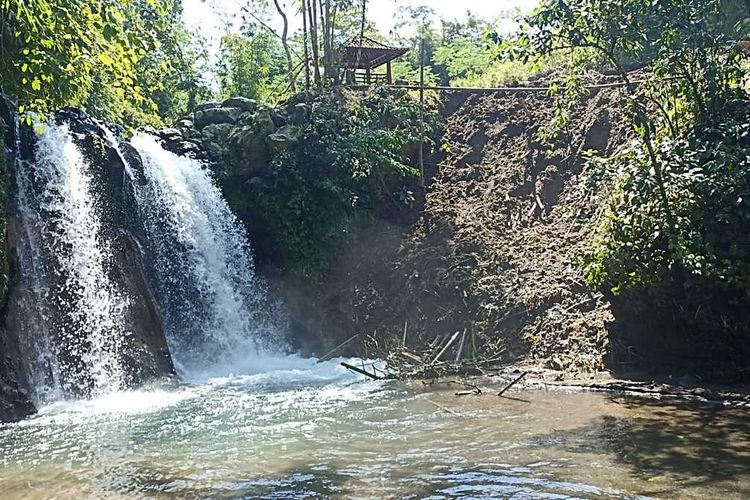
(319, 335), (359, 362)
(497, 372), (528, 397)
(341, 362), (382, 380)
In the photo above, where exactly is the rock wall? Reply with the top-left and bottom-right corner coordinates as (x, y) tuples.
(0, 96), (35, 422)
(155, 95), (307, 178)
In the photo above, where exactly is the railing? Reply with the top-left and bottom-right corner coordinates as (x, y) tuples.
(349, 72), (389, 85)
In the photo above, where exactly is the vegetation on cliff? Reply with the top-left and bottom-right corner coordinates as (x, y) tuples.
(219, 89), (441, 278)
(498, 0), (750, 355)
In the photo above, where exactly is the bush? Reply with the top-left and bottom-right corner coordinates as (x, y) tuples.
(584, 104), (750, 297)
(237, 89), (441, 278)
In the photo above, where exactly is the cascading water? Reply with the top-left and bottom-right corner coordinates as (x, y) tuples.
(12, 123), (130, 400)
(130, 134), (287, 378)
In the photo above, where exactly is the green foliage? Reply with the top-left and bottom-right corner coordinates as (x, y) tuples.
(242, 90), (440, 278)
(512, 0), (750, 322)
(584, 108), (750, 294)
(0, 0), (208, 126)
(217, 29), (287, 103)
(389, 10), (551, 88)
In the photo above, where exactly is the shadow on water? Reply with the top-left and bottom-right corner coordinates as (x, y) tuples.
(530, 395), (750, 496)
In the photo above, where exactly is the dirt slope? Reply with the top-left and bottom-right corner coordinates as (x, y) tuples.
(275, 85), (633, 374)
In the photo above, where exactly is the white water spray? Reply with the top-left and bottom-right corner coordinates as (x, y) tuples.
(15, 124), (130, 396)
(131, 134), (287, 378)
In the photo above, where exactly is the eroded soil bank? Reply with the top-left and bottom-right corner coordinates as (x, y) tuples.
(266, 86), (635, 374)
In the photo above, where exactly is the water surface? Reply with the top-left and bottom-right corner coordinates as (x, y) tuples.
(1, 360), (748, 499)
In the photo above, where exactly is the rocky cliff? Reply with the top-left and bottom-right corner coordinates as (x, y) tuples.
(0, 97), (35, 422)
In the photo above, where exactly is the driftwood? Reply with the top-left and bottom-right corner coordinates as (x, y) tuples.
(431, 331), (460, 365)
(341, 362), (382, 380)
(497, 371), (528, 397)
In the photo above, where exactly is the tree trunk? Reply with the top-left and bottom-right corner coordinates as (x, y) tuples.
(329, 4), (340, 84)
(355, 0), (366, 70)
(321, 0), (332, 79)
(301, 0), (311, 90)
(273, 0), (296, 93)
(307, 0), (321, 85)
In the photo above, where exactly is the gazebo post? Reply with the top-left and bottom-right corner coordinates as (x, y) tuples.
(386, 61), (392, 84)
(365, 67), (371, 85)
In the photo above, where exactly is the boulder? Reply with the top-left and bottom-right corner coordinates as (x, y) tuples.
(288, 103), (311, 125)
(272, 109), (288, 127)
(171, 140), (203, 158)
(227, 125), (271, 176)
(158, 127), (183, 146)
(194, 107), (243, 129)
(194, 101), (221, 112)
(201, 123), (234, 144)
(174, 119), (194, 139)
(254, 108), (277, 136)
(222, 97), (258, 113)
(266, 125), (301, 155)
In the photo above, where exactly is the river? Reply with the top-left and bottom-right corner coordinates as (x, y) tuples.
(1, 358), (748, 499)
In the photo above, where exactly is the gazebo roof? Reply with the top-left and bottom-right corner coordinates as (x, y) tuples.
(339, 35), (409, 70)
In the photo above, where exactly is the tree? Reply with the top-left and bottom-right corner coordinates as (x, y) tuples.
(507, 0), (750, 331)
(0, 0), (196, 126)
(217, 29), (286, 102)
(273, 0), (297, 93)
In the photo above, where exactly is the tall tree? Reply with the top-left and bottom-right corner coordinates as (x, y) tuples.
(302, 0), (311, 88)
(273, 0), (297, 92)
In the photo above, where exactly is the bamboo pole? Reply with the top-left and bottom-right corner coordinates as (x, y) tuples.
(418, 35), (425, 187)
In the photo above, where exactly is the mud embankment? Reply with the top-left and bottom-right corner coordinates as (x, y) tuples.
(271, 86), (636, 375)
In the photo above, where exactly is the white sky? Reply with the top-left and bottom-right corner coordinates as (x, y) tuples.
(183, 0), (539, 56)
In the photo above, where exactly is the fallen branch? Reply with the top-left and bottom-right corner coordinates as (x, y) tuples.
(427, 399), (460, 416)
(341, 362), (382, 380)
(497, 371), (528, 397)
(430, 331), (460, 365)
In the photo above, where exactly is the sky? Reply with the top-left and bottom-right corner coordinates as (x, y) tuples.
(183, 0), (540, 59)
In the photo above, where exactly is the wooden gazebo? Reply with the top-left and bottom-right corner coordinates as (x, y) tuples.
(340, 35), (409, 85)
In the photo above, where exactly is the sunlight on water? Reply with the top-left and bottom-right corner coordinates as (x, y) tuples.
(2, 368), (748, 499)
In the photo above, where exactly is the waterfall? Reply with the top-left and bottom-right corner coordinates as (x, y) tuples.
(12, 124), (130, 400)
(130, 134), (286, 378)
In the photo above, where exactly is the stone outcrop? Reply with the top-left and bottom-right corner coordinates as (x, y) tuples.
(0, 106), (175, 415)
(0, 96), (36, 423)
(156, 96), (313, 179)
(57, 109), (175, 385)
